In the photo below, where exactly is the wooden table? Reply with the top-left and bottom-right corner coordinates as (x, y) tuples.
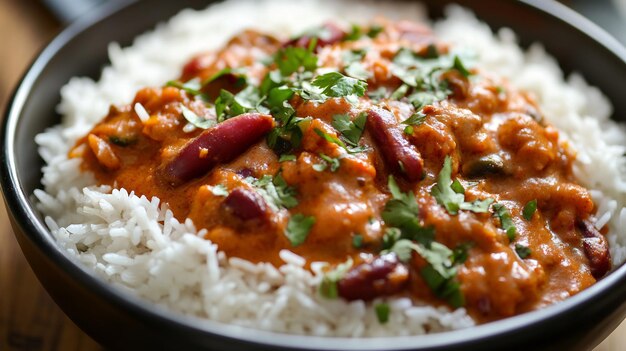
(0, 1), (625, 350)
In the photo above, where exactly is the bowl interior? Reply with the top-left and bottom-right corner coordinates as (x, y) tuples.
(3, 0), (626, 350)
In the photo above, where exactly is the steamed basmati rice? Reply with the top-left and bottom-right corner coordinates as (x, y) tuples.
(33, 0), (626, 336)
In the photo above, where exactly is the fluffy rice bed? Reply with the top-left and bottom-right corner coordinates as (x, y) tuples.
(34, 0), (626, 337)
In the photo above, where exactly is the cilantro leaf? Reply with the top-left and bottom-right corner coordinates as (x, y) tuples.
(279, 154), (296, 162)
(274, 46), (318, 76)
(493, 203), (516, 241)
(515, 244), (532, 259)
(166, 79), (208, 100)
(181, 104), (216, 129)
(523, 199), (537, 221)
(331, 113), (367, 146)
(452, 55), (472, 77)
(382, 227), (402, 251)
(285, 214), (316, 247)
(451, 242), (473, 265)
(311, 72), (368, 98)
(375, 303), (390, 324)
(246, 174), (298, 211)
(215, 89), (247, 122)
(387, 239), (464, 307)
(209, 184), (229, 197)
(352, 234), (363, 248)
(382, 176), (435, 246)
(313, 153), (341, 172)
(431, 156), (466, 215)
(431, 156), (494, 215)
(401, 112), (426, 126)
(459, 197), (494, 213)
(319, 258), (353, 299)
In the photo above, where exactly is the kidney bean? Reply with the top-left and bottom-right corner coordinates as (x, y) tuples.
(577, 219), (611, 279)
(160, 113), (274, 186)
(284, 22), (346, 52)
(223, 188), (268, 221)
(337, 253), (409, 301)
(366, 107), (424, 182)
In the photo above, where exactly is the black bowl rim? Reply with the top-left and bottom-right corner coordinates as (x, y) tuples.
(2, 0), (626, 350)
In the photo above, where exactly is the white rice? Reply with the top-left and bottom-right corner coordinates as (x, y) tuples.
(33, 0), (626, 336)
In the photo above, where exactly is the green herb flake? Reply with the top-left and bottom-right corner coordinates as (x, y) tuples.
(166, 79), (208, 100)
(402, 112), (427, 126)
(382, 176), (435, 246)
(181, 104), (216, 129)
(451, 242), (473, 265)
(274, 46), (318, 76)
(431, 156), (494, 215)
(279, 154), (297, 162)
(367, 25), (384, 38)
(515, 244), (532, 259)
(352, 234), (364, 248)
(431, 156), (466, 215)
(331, 113), (367, 146)
(493, 203), (516, 241)
(382, 227), (402, 251)
(404, 126), (414, 135)
(209, 184), (229, 197)
(390, 84), (409, 100)
(285, 214), (316, 246)
(523, 199), (537, 221)
(319, 258), (353, 299)
(452, 55), (472, 77)
(247, 174), (298, 211)
(314, 128), (347, 149)
(311, 71), (368, 99)
(375, 303), (390, 324)
(387, 239), (464, 308)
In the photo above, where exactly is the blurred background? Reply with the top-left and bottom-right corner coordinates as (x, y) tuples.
(0, 0), (625, 350)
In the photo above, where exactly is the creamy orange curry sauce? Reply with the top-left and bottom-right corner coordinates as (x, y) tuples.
(72, 20), (611, 322)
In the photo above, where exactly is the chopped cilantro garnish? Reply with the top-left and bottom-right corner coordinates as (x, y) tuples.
(311, 71), (368, 99)
(431, 156), (494, 215)
(246, 174), (298, 211)
(367, 25), (384, 38)
(382, 176), (435, 246)
(523, 199), (537, 221)
(274, 45), (318, 76)
(331, 113), (367, 146)
(279, 154), (297, 162)
(382, 227), (402, 251)
(404, 126), (414, 135)
(313, 153), (341, 172)
(352, 234), (364, 248)
(515, 244), (532, 259)
(285, 214), (316, 247)
(452, 55), (472, 77)
(451, 242), (473, 265)
(166, 79), (208, 100)
(375, 303), (390, 324)
(319, 258), (353, 299)
(209, 184), (229, 197)
(314, 128), (367, 154)
(493, 203), (516, 241)
(401, 112), (427, 126)
(202, 67), (247, 87)
(181, 104), (215, 129)
(387, 239), (464, 308)
(390, 84), (409, 100)
(214, 90), (247, 122)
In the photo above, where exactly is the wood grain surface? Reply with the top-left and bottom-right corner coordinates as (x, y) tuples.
(0, 1), (624, 350)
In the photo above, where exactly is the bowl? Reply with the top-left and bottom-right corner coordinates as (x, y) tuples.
(2, 0), (626, 350)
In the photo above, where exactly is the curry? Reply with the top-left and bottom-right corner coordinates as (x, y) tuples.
(71, 20), (610, 322)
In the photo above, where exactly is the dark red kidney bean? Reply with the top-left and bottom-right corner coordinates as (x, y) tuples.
(236, 168), (254, 179)
(366, 107), (424, 182)
(577, 219), (611, 279)
(202, 73), (246, 101)
(223, 188), (268, 221)
(160, 113), (274, 186)
(337, 253), (409, 301)
(284, 22), (346, 52)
